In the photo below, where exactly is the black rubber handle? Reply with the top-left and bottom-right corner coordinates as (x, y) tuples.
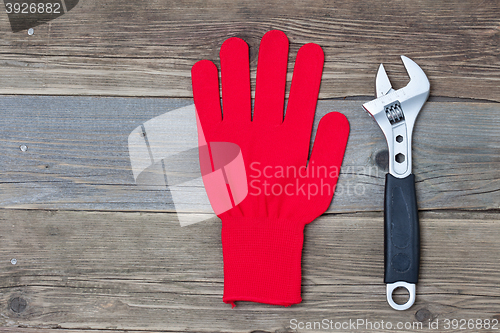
(384, 173), (419, 284)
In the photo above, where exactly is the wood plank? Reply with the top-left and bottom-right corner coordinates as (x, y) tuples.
(0, 97), (498, 215)
(0, 0), (499, 101)
(0, 209), (499, 332)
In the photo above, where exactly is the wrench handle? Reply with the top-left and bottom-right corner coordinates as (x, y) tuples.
(384, 173), (420, 284)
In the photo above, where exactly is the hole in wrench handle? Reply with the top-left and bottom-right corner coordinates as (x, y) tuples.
(387, 282), (416, 311)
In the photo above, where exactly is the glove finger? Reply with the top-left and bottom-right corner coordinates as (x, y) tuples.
(308, 111), (350, 189)
(253, 30), (289, 126)
(284, 43), (324, 162)
(191, 60), (222, 134)
(220, 37), (251, 124)
(301, 112), (349, 221)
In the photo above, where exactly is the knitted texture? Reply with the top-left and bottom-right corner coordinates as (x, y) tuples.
(191, 30), (350, 306)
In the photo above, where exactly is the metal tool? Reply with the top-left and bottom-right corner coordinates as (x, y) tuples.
(363, 56), (430, 310)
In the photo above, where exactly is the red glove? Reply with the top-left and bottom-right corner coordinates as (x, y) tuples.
(191, 30), (350, 306)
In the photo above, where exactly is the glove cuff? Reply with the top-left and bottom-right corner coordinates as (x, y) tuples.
(221, 217), (305, 306)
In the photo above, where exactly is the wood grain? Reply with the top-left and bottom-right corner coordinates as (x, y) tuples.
(0, 209), (498, 332)
(0, 97), (498, 214)
(0, 0), (499, 101)
(0, 1), (498, 332)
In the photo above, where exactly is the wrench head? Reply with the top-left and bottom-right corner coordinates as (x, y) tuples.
(363, 55), (430, 121)
(362, 56), (430, 178)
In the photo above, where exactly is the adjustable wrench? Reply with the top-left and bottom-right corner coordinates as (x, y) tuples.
(363, 56), (430, 310)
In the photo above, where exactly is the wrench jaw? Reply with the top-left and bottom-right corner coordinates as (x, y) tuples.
(376, 64), (394, 98)
(400, 56), (430, 97)
(398, 55), (430, 151)
(362, 56), (430, 179)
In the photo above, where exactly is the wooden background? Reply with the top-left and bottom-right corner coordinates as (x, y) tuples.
(0, 0), (499, 332)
